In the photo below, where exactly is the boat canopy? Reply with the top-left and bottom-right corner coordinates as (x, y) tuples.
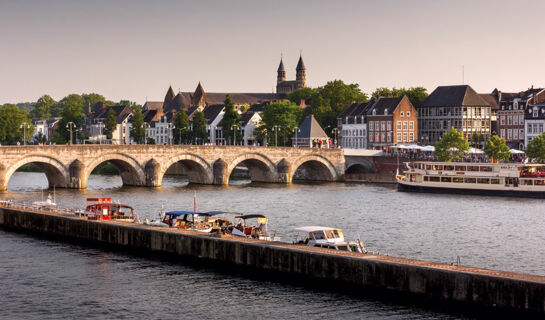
(201, 211), (241, 217)
(293, 226), (337, 233)
(235, 214), (267, 220)
(165, 211), (203, 216)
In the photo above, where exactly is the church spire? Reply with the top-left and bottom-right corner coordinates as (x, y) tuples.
(296, 54), (306, 70)
(277, 55), (286, 84)
(296, 54), (306, 88)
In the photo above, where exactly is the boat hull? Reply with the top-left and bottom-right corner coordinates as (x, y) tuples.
(397, 181), (545, 198)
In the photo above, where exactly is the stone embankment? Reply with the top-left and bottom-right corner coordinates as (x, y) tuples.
(0, 206), (544, 316)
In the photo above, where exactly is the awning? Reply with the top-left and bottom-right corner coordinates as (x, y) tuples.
(509, 149), (525, 154)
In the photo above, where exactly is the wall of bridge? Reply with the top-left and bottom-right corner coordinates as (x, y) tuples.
(0, 145), (345, 190)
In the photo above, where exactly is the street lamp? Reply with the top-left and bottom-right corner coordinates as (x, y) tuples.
(141, 123), (149, 144)
(66, 121), (76, 145)
(292, 127), (300, 147)
(20, 123), (30, 145)
(272, 125), (281, 147)
(332, 128), (339, 148)
(231, 124), (240, 146)
(97, 122), (105, 144)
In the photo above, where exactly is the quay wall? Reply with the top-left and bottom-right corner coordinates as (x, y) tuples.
(1, 207), (544, 315)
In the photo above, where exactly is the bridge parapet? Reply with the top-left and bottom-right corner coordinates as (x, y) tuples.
(0, 145), (345, 190)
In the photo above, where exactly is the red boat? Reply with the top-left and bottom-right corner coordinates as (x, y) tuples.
(85, 198), (135, 221)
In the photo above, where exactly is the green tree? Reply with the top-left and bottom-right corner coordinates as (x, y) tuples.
(526, 132), (545, 162)
(82, 93), (106, 114)
(31, 95), (56, 118)
(471, 133), (484, 148)
(257, 101), (303, 146)
(129, 109), (145, 144)
(146, 137), (156, 145)
(192, 111), (207, 144)
(118, 100), (142, 113)
(173, 109), (190, 144)
(55, 96), (85, 144)
(434, 127), (469, 161)
(287, 87), (315, 104)
(371, 87), (428, 107)
(484, 135), (510, 163)
(0, 104), (34, 144)
(51, 94), (84, 118)
(310, 80), (368, 132)
(103, 108), (117, 140)
(219, 94), (242, 145)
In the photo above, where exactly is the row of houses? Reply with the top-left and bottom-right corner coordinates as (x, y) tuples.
(338, 84), (545, 150)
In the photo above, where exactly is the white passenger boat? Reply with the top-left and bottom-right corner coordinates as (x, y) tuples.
(293, 226), (365, 253)
(397, 161), (545, 197)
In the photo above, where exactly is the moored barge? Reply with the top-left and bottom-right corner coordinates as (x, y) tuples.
(397, 161), (545, 197)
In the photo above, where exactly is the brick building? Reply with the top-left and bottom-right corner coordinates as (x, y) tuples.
(367, 96), (418, 149)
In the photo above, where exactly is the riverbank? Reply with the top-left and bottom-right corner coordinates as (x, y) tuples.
(1, 206), (543, 316)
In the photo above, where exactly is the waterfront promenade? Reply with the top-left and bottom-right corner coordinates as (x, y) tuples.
(1, 204), (544, 316)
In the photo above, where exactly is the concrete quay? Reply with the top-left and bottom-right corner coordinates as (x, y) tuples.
(0, 206), (544, 316)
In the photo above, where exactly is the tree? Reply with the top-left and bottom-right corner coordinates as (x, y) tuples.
(31, 95), (56, 119)
(257, 101), (303, 146)
(82, 93), (106, 114)
(54, 96), (85, 144)
(173, 109), (190, 144)
(51, 93), (84, 117)
(471, 133), (484, 148)
(103, 108), (117, 140)
(310, 80), (368, 132)
(484, 135), (510, 163)
(129, 109), (145, 144)
(371, 87), (428, 107)
(0, 104), (34, 144)
(287, 87), (314, 104)
(192, 111), (207, 144)
(434, 127), (469, 161)
(219, 94), (242, 145)
(118, 100), (142, 113)
(526, 132), (545, 162)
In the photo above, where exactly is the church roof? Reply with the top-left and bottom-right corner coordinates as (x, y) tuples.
(163, 86), (175, 108)
(296, 55), (305, 70)
(298, 114), (328, 139)
(420, 85), (489, 108)
(277, 59), (285, 72)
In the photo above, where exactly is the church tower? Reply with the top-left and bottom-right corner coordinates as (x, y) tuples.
(277, 58), (286, 84)
(192, 82), (207, 107)
(296, 55), (306, 89)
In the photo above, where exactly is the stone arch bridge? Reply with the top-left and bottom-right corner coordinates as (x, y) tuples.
(0, 145), (346, 191)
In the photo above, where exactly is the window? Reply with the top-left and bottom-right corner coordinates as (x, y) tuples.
(380, 132), (385, 142)
(520, 129), (524, 138)
(519, 115), (524, 124)
(533, 108), (538, 118)
(409, 121), (414, 130)
(527, 124), (532, 134)
(513, 129), (518, 140)
(369, 121), (374, 131)
(369, 133), (374, 142)
(387, 121), (392, 131)
(407, 111), (411, 117)
(507, 116), (512, 125)
(409, 132), (414, 141)
(396, 133), (401, 142)
(403, 121), (407, 130)
(500, 116), (505, 125)
(375, 121), (380, 130)
(507, 129), (512, 140)
(381, 121), (386, 131)
(375, 132), (379, 142)
(513, 116), (518, 126)
(396, 121), (401, 130)
(400, 111), (404, 117)
(403, 133), (407, 142)
(387, 132), (391, 142)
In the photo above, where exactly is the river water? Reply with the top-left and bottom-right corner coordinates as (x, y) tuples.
(1, 172), (544, 319)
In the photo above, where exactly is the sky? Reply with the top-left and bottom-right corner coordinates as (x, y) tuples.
(1, 0), (544, 104)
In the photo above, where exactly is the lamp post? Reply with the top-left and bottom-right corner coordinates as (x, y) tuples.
(97, 122), (104, 144)
(141, 123), (149, 144)
(66, 121), (76, 145)
(230, 124), (239, 146)
(20, 123), (30, 145)
(292, 127), (300, 147)
(272, 125), (280, 147)
(332, 128), (339, 148)
(239, 121), (244, 146)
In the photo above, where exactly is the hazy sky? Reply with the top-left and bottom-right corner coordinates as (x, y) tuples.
(1, 0), (544, 104)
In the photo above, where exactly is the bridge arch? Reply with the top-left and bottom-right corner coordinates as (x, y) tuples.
(84, 153), (146, 188)
(226, 153), (278, 183)
(291, 154), (338, 182)
(159, 153), (213, 185)
(2, 155), (69, 190)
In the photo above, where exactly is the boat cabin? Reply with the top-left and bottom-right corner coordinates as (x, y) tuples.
(294, 226), (363, 252)
(85, 198), (134, 221)
(233, 214), (276, 240)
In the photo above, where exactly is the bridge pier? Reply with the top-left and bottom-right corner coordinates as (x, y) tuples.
(145, 159), (161, 187)
(276, 159), (293, 184)
(213, 159), (229, 185)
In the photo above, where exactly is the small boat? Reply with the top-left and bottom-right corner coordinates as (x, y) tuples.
(293, 226), (365, 253)
(159, 211), (213, 232)
(32, 194), (56, 211)
(85, 198), (136, 221)
(232, 214), (280, 241)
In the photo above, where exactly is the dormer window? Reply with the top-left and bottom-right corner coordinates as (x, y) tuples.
(384, 109), (388, 115)
(533, 107), (538, 118)
(400, 111), (404, 117)
(372, 109), (376, 115)
(407, 111), (411, 117)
